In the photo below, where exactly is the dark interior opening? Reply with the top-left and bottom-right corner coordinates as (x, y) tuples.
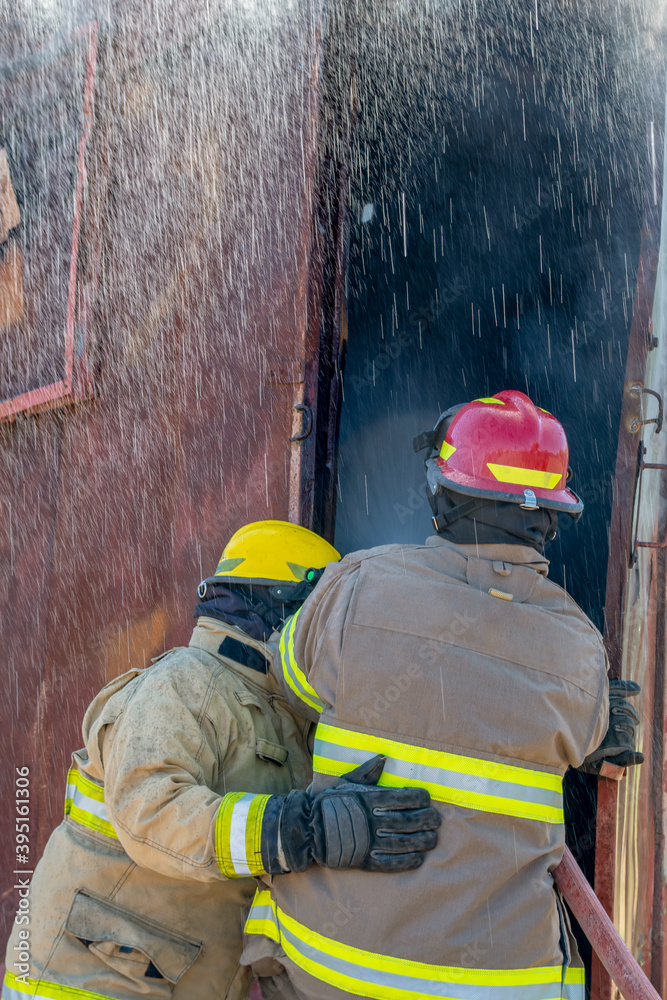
(333, 1), (664, 986)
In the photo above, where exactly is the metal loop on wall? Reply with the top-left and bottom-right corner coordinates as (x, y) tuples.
(290, 403), (313, 442)
(628, 384), (663, 434)
(631, 449), (667, 564)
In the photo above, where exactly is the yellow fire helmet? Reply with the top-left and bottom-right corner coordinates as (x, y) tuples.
(203, 520), (341, 590)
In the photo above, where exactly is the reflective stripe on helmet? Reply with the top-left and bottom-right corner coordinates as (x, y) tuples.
(244, 891), (585, 1000)
(439, 441), (456, 460)
(313, 724), (563, 824)
(64, 769), (118, 840)
(215, 791), (271, 877)
(278, 610), (324, 712)
(486, 464), (563, 490)
(2, 972), (111, 999)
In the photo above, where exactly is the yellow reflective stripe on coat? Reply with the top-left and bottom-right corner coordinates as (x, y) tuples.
(215, 791), (271, 877)
(278, 610), (324, 712)
(2, 971), (111, 999)
(245, 891), (585, 1000)
(63, 769), (118, 840)
(313, 724), (564, 824)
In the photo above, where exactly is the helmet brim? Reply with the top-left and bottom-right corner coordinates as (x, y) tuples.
(205, 575), (298, 587)
(429, 460), (584, 518)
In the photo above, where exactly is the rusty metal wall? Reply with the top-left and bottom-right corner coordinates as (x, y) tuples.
(606, 121), (667, 998)
(591, 114), (666, 1000)
(0, 0), (340, 944)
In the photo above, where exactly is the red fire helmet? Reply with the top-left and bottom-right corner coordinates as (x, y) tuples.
(423, 390), (583, 517)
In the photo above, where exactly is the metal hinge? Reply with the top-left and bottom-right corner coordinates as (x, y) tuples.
(628, 381), (665, 563)
(630, 447), (667, 564)
(627, 384), (663, 434)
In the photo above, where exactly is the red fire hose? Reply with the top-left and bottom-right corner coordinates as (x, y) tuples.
(553, 845), (661, 1000)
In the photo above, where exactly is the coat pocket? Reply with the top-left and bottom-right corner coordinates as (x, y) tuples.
(65, 888), (202, 989)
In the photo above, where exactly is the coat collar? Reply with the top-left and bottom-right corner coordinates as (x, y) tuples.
(189, 617), (278, 691)
(425, 534), (550, 576)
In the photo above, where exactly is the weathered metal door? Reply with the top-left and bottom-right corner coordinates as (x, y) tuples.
(0, 0), (347, 945)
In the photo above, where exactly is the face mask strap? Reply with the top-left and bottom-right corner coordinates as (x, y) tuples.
(430, 495), (486, 533)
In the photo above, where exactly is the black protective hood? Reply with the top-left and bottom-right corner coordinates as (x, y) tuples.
(194, 581), (306, 639)
(431, 488), (558, 554)
(194, 583), (306, 673)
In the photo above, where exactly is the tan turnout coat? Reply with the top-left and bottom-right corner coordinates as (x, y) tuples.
(3, 618), (312, 1000)
(242, 537), (609, 1000)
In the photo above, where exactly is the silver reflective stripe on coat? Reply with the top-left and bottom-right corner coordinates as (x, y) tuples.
(244, 891), (586, 1000)
(64, 768), (118, 840)
(229, 794), (255, 876)
(215, 791), (271, 877)
(313, 723), (564, 824)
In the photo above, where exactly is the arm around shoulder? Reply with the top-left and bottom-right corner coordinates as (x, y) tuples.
(102, 652), (236, 882)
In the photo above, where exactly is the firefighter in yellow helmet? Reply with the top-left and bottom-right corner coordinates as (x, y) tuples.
(2, 521), (440, 1000)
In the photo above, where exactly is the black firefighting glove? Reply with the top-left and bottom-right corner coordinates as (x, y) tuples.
(260, 755), (441, 874)
(579, 679), (644, 775)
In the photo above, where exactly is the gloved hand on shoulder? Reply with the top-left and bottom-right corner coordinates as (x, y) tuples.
(262, 754), (441, 874)
(579, 679), (644, 775)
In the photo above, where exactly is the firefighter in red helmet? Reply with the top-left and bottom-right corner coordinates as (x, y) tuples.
(422, 390), (584, 524)
(241, 391), (642, 1000)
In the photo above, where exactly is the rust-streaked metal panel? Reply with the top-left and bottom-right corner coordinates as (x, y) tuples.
(0, 0), (341, 940)
(610, 141), (667, 996)
(593, 115), (666, 999)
